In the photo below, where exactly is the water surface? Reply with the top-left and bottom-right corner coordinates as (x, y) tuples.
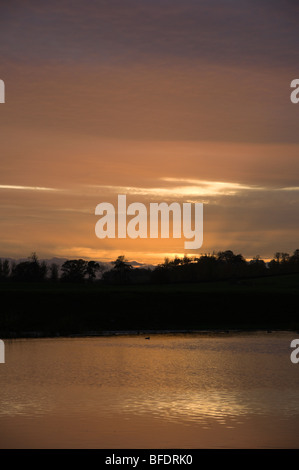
(0, 332), (299, 448)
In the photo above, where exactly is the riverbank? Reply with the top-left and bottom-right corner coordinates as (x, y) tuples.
(1, 328), (295, 339)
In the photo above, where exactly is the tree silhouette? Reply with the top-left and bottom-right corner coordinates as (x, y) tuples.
(0, 259), (10, 280)
(11, 254), (47, 282)
(86, 260), (103, 281)
(112, 256), (132, 271)
(61, 259), (88, 282)
(49, 263), (59, 282)
(106, 256), (133, 283)
(182, 255), (191, 265)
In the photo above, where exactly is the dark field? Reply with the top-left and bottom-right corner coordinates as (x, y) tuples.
(1, 273), (299, 337)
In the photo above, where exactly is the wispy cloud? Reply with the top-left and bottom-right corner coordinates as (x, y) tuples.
(0, 185), (63, 192)
(279, 186), (299, 191)
(88, 178), (265, 199)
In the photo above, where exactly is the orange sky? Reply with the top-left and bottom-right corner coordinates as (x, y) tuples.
(1, 1), (299, 264)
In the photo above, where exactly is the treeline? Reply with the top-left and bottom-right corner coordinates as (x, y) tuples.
(151, 250), (299, 283)
(1, 250), (299, 284)
(0, 253), (103, 283)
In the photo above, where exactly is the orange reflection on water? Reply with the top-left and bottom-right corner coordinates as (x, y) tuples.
(1, 333), (299, 448)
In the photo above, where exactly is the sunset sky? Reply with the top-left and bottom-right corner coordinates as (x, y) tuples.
(1, 0), (299, 264)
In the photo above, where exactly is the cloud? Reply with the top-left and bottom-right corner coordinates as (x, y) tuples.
(1, 1), (298, 69)
(89, 179), (264, 199)
(0, 184), (63, 192)
(0, 184), (62, 192)
(279, 186), (299, 191)
(88, 177), (299, 200)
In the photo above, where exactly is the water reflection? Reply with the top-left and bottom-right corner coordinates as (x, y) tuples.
(1, 332), (299, 448)
(121, 387), (299, 426)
